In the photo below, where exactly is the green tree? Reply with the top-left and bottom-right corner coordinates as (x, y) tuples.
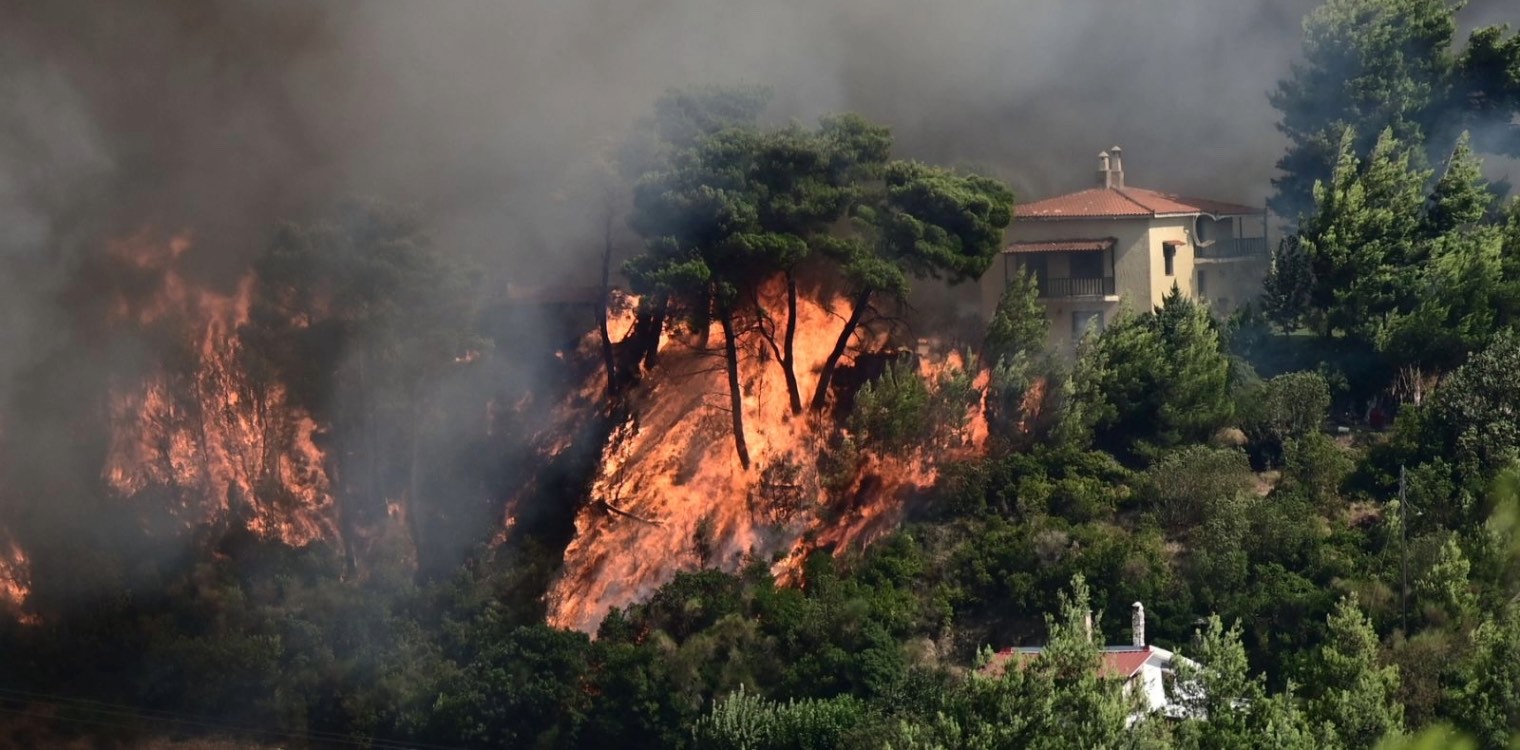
(984, 269), (1048, 367)
(1304, 596), (1404, 749)
(1294, 129), (1430, 338)
(1143, 445), (1255, 530)
(1070, 287), (1234, 459)
(1424, 133), (1494, 235)
(889, 576), (1157, 750)
(427, 624), (594, 748)
(1173, 616), (1320, 750)
(747, 118), (886, 414)
(1263, 235), (1315, 331)
(1270, 0), (1520, 221)
(626, 127), (810, 468)
(1456, 25), (1520, 158)
(1270, 0), (1457, 221)
(691, 685), (870, 750)
(809, 160), (1012, 413)
(1242, 371), (1331, 466)
(1446, 601), (1520, 749)
(617, 86), (772, 373)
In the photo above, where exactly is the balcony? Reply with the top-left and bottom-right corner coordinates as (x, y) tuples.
(1038, 276), (1116, 299)
(1195, 236), (1268, 261)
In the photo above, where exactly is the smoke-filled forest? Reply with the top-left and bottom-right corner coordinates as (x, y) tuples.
(1, 0), (1520, 747)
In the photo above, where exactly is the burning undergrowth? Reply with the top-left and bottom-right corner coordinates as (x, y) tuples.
(541, 279), (990, 633)
(100, 231), (338, 546)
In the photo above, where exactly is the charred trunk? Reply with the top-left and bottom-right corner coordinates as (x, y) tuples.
(405, 399), (425, 571)
(643, 300), (666, 370)
(716, 306), (751, 470)
(809, 288), (872, 414)
(597, 214), (619, 399)
(781, 273), (802, 415)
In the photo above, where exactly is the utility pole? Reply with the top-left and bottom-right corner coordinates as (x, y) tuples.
(1399, 464), (1414, 634)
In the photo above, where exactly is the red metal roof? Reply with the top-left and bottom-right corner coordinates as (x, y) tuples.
(1098, 648), (1153, 678)
(981, 646), (1154, 679)
(1016, 186), (1262, 220)
(1007, 238), (1116, 254)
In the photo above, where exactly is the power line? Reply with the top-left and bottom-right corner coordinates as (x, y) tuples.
(0, 685), (467, 750)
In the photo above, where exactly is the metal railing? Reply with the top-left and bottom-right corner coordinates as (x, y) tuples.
(1039, 276), (1116, 298)
(1196, 236), (1268, 260)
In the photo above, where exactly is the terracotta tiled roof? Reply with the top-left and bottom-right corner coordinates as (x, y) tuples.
(1007, 238), (1116, 254)
(1016, 187), (1262, 220)
(980, 646), (1155, 679)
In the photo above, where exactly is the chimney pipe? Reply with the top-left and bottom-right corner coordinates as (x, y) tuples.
(1097, 151), (1112, 188)
(1109, 146), (1124, 189)
(1131, 601), (1145, 647)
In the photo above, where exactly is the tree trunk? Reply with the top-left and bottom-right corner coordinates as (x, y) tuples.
(781, 272), (802, 415)
(406, 399), (425, 572)
(597, 213), (618, 399)
(716, 306), (751, 470)
(810, 288), (873, 413)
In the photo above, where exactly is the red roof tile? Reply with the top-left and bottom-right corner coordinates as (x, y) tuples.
(1007, 238), (1116, 254)
(980, 646), (1154, 679)
(1099, 648), (1153, 678)
(1016, 187), (1262, 220)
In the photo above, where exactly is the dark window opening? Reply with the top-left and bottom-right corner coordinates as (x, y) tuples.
(1163, 244), (1176, 276)
(1197, 269), (1208, 297)
(1069, 251), (1104, 279)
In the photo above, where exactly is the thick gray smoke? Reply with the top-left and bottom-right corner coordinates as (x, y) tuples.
(5, 0), (1514, 292)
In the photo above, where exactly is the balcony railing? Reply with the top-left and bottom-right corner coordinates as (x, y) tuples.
(1039, 276), (1116, 299)
(1196, 236), (1268, 260)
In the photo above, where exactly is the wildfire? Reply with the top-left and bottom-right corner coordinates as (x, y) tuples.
(544, 278), (990, 632)
(0, 537), (30, 615)
(101, 231), (336, 546)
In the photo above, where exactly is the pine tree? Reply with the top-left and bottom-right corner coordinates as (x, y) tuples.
(1305, 596), (1404, 749)
(984, 269), (1048, 367)
(1270, 0), (1457, 221)
(1262, 234), (1315, 332)
(1424, 132), (1493, 235)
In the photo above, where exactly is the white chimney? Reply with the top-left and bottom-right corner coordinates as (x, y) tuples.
(1097, 151), (1112, 187)
(1131, 601), (1145, 647)
(1109, 146), (1125, 189)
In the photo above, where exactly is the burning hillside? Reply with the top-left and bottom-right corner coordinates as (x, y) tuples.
(101, 231), (337, 545)
(543, 279), (989, 632)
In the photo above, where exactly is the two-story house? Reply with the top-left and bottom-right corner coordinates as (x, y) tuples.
(979, 147), (1268, 348)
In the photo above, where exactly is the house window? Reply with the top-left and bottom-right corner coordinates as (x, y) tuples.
(1163, 244), (1176, 276)
(1197, 269), (1208, 297)
(1010, 254), (1048, 294)
(1070, 251), (1104, 279)
(1073, 310), (1104, 340)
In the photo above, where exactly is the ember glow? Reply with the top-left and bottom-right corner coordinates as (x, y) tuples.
(545, 279), (991, 632)
(0, 537), (30, 613)
(101, 231), (337, 546)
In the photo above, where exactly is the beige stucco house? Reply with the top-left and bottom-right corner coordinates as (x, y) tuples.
(979, 147), (1268, 349)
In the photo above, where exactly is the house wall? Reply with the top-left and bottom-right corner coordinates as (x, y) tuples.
(981, 217), (1153, 349)
(1195, 256), (1268, 315)
(1145, 216), (1194, 308)
(983, 212), (1272, 348)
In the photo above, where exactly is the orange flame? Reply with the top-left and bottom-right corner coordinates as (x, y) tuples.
(0, 538), (31, 616)
(543, 278), (990, 632)
(101, 231), (336, 546)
